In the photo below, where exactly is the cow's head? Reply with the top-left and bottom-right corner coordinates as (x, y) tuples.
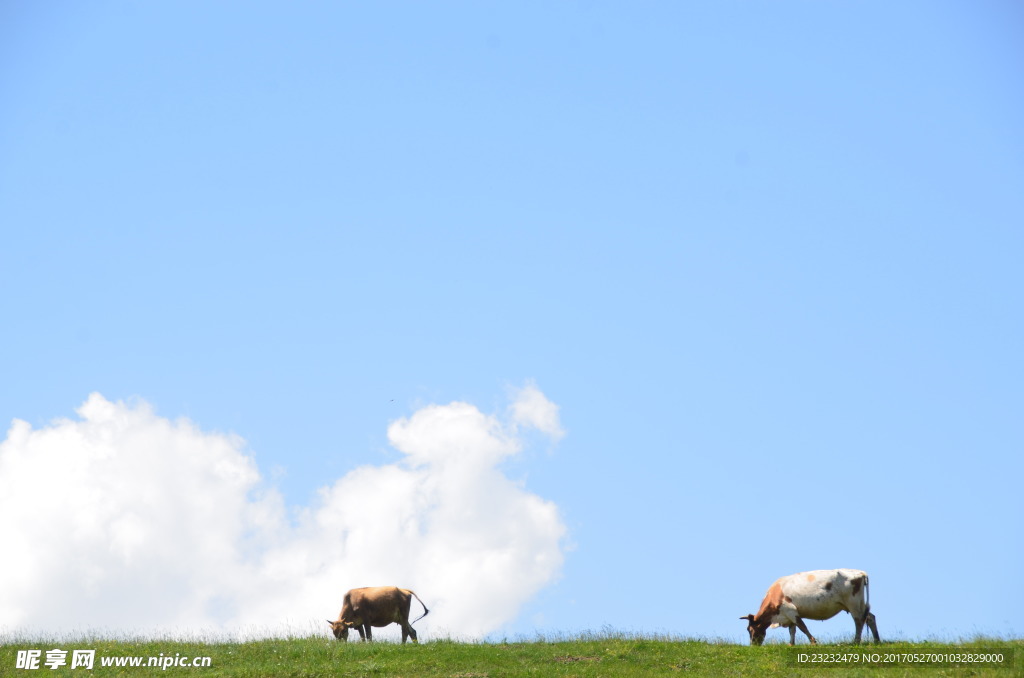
(326, 619), (352, 641)
(740, 614), (768, 646)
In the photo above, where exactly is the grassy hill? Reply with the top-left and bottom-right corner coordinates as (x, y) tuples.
(1, 635), (1019, 677)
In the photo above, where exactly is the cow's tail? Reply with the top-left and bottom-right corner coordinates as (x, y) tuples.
(410, 591), (430, 624)
(861, 573), (871, 623)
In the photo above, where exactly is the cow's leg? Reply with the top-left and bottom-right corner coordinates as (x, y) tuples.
(854, 607), (879, 643)
(865, 611), (880, 642)
(404, 623), (418, 644)
(363, 624), (372, 642)
(854, 613), (865, 643)
(354, 625), (366, 641)
(793, 617), (816, 645)
(788, 625), (797, 646)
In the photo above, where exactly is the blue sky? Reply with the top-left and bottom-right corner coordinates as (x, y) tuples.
(1, 1), (1022, 642)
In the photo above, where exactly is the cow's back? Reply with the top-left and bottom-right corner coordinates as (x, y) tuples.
(345, 586), (409, 625)
(777, 569), (868, 621)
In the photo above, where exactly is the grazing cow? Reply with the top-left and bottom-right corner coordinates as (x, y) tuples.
(327, 586), (429, 643)
(740, 569), (879, 645)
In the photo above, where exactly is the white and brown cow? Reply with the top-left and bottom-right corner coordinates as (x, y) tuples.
(740, 569), (879, 645)
(327, 586), (429, 643)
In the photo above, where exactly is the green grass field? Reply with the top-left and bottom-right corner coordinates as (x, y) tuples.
(2, 635), (1019, 677)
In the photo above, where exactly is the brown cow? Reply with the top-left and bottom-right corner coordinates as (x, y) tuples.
(327, 586), (429, 643)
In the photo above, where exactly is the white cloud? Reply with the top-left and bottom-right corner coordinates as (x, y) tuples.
(0, 387), (566, 639)
(509, 381), (565, 442)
